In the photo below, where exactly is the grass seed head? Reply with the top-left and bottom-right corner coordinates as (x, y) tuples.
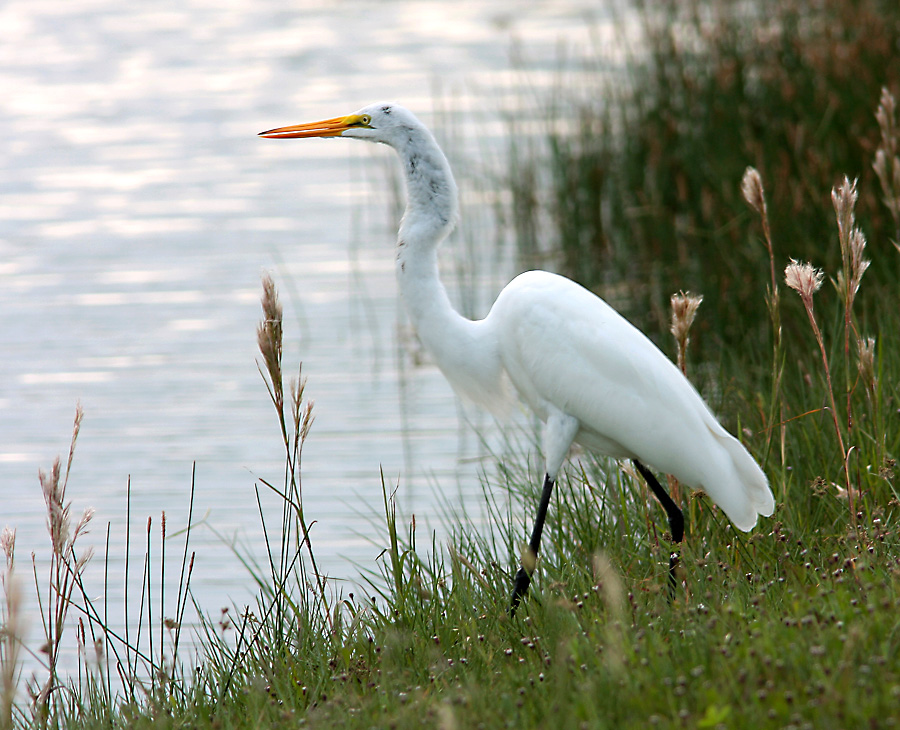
(831, 176), (859, 246)
(300, 399), (316, 442)
(73, 507), (95, 541)
(873, 148), (888, 188)
(74, 546), (95, 575)
(849, 228), (869, 271)
(39, 458), (70, 557)
(845, 228), (871, 303)
(670, 291), (703, 344)
(875, 87), (897, 156)
(741, 166), (767, 216)
(858, 336), (877, 392)
(829, 176), (870, 306)
(872, 147), (899, 195)
(670, 291), (703, 374)
(257, 273), (284, 400)
(784, 259), (823, 304)
(0, 527), (14, 570)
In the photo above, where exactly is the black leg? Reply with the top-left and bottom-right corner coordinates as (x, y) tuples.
(633, 460), (684, 596)
(509, 472), (555, 616)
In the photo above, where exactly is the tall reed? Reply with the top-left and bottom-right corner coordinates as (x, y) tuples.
(741, 167), (786, 467)
(202, 273), (334, 708)
(31, 405), (94, 726)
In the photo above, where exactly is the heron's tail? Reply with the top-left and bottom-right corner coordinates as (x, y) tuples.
(705, 428), (775, 532)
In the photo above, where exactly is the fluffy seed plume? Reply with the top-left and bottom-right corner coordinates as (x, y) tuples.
(741, 166), (767, 216)
(74, 546), (95, 574)
(846, 229), (871, 299)
(670, 291), (703, 375)
(831, 176), (859, 246)
(670, 291), (703, 341)
(40, 458), (70, 557)
(740, 166), (779, 298)
(784, 259), (823, 304)
(38, 404), (88, 557)
(257, 273), (284, 406)
(73, 507), (95, 541)
(830, 176), (870, 309)
(0, 527), (14, 571)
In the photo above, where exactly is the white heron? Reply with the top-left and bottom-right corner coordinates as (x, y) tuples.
(259, 102), (775, 613)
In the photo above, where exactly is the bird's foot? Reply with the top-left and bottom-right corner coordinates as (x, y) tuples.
(508, 567), (532, 616)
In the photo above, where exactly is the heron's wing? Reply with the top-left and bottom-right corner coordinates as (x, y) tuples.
(490, 271), (773, 529)
(492, 272), (702, 442)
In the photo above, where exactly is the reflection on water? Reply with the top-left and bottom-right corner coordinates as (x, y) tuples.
(0, 0), (610, 670)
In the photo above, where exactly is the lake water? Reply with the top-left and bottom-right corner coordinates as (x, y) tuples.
(0, 0), (619, 675)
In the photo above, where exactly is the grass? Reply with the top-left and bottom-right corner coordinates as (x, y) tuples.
(2, 0), (900, 727)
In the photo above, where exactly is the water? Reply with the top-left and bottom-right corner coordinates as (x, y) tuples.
(0, 0), (611, 674)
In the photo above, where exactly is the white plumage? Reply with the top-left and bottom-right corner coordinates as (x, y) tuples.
(260, 102), (775, 607)
(490, 270), (774, 531)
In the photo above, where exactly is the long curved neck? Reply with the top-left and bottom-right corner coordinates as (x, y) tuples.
(390, 122), (505, 414)
(393, 123), (464, 345)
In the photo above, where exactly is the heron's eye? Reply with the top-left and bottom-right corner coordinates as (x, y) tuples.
(360, 115), (371, 126)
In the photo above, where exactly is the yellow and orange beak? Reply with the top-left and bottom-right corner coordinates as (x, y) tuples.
(258, 114), (367, 139)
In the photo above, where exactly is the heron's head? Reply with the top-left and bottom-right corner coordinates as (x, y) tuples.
(259, 102), (420, 147)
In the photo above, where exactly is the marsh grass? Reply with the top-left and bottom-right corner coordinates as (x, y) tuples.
(507, 0), (900, 342)
(0, 411), (200, 728)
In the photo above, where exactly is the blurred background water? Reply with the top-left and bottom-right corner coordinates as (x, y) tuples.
(0, 0), (616, 669)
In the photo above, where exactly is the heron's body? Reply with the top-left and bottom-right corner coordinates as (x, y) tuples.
(260, 102), (775, 609)
(491, 271), (772, 530)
